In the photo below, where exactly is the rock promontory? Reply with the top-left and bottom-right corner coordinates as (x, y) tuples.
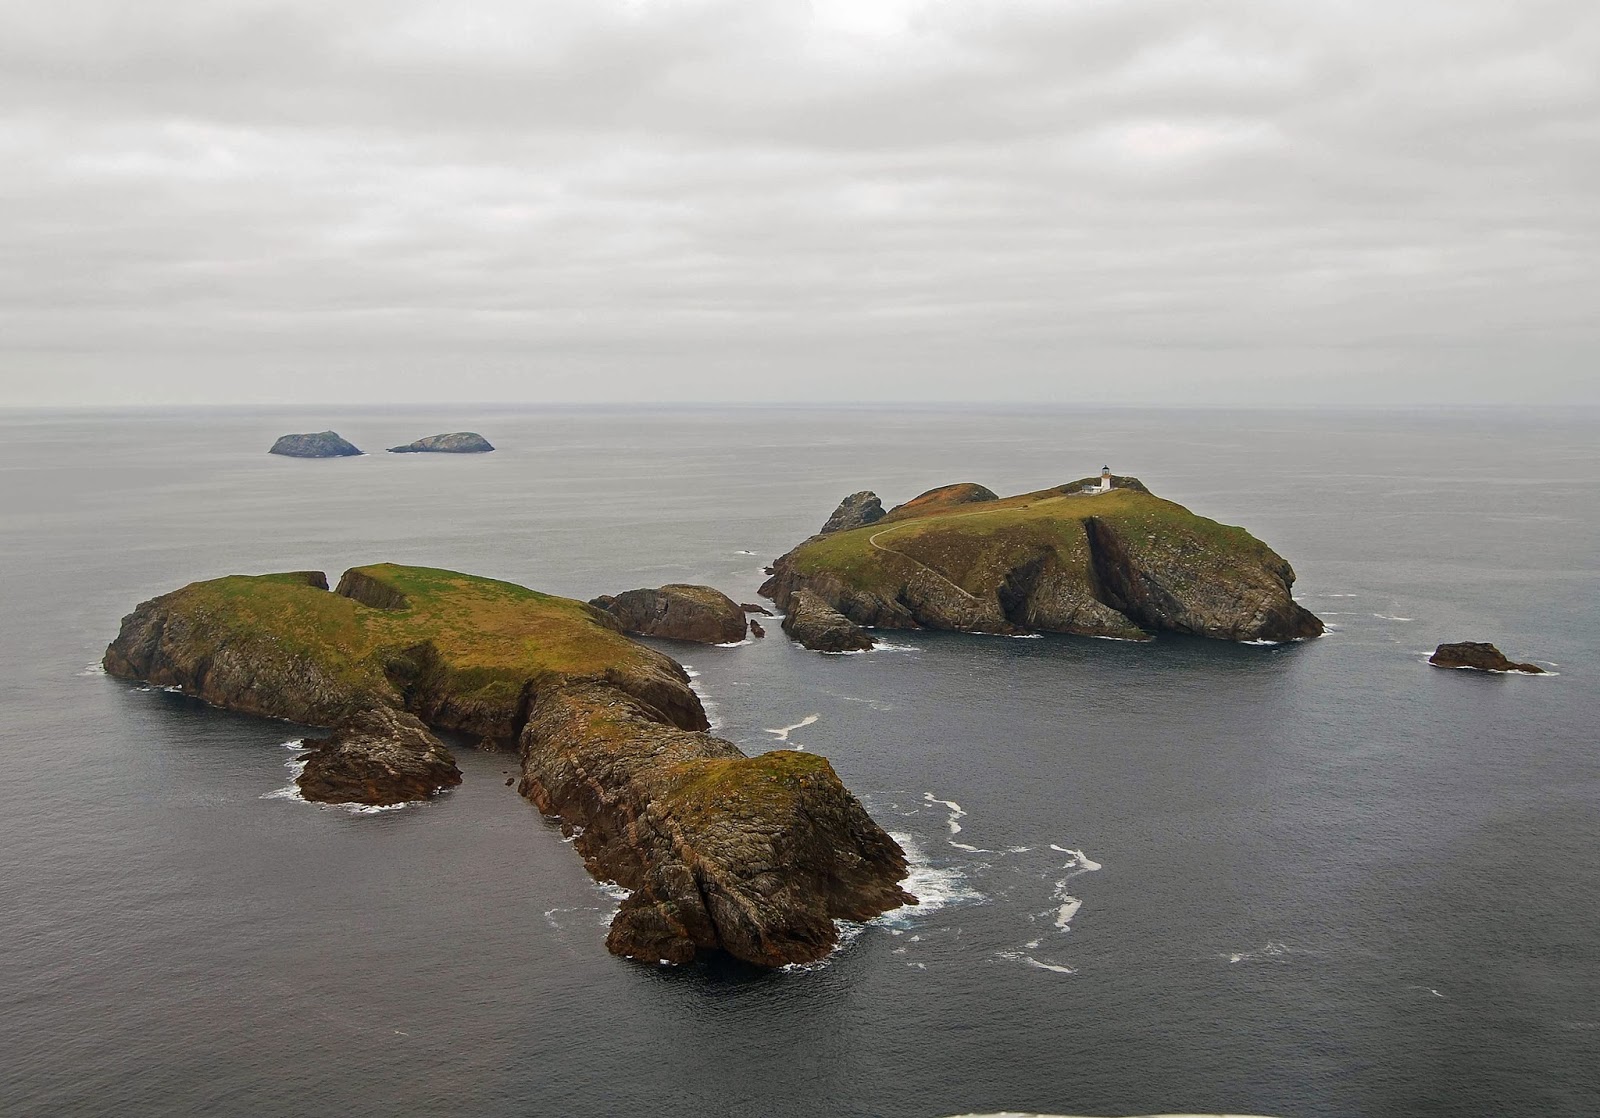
(1429, 642), (1545, 674)
(590, 584), (748, 644)
(104, 563), (910, 966)
(269, 431), (363, 458)
(387, 432), (495, 454)
(782, 590), (876, 653)
(820, 491), (886, 534)
(761, 478), (1323, 644)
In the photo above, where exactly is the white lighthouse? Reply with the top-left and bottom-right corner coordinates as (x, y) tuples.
(1099, 466), (1112, 493)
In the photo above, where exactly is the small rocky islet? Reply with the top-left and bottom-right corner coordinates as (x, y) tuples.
(1429, 641), (1545, 674)
(104, 564), (912, 967)
(590, 584), (748, 644)
(268, 431), (363, 458)
(762, 476), (1325, 650)
(387, 432), (495, 454)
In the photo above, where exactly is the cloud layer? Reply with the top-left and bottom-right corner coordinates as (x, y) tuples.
(2, 0), (1596, 405)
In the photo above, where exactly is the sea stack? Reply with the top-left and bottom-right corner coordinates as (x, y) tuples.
(1429, 642), (1545, 674)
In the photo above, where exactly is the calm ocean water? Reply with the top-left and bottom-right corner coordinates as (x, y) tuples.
(1, 405), (1596, 1117)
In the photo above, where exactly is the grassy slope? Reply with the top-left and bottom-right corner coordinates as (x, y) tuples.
(176, 563), (665, 709)
(791, 487), (1278, 600)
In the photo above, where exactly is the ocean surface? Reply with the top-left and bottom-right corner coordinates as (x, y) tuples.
(1, 405), (1596, 1118)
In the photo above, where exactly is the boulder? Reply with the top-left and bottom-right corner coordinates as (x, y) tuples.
(820, 491), (886, 534)
(1429, 642), (1545, 674)
(269, 431), (362, 458)
(590, 585), (748, 644)
(297, 706), (463, 806)
(782, 590), (875, 652)
(387, 432), (495, 453)
(741, 603), (773, 615)
(749, 619), (765, 638)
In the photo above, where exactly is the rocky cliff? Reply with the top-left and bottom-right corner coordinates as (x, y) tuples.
(760, 479), (1323, 644)
(590, 584), (748, 644)
(782, 590), (876, 652)
(518, 682), (913, 966)
(269, 431), (363, 458)
(105, 564), (911, 965)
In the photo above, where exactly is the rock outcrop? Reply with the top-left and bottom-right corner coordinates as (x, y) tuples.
(820, 491), (886, 534)
(105, 563), (911, 966)
(590, 585), (748, 644)
(518, 682), (913, 967)
(297, 706), (463, 805)
(269, 431), (363, 458)
(741, 603), (773, 616)
(387, 432), (495, 454)
(749, 619), (765, 638)
(761, 478), (1323, 644)
(1429, 642), (1545, 674)
(782, 591), (876, 652)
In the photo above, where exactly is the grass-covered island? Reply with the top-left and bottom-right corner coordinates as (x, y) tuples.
(762, 476), (1324, 647)
(104, 564), (913, 967)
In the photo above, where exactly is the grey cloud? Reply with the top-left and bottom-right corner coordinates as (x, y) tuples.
(0, 0), (1596, 406)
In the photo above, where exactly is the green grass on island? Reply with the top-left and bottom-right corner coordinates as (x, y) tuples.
(791, 484), (1285, 599)
(168, 563), (668, 709)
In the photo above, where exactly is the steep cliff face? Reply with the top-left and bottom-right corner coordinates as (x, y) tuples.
(819, 491), (886, 534)
(760, 480), (1323, 644)
(518, 682), (913, 967)
(590, 584), (748, 644)
(781, 590), (876, 652)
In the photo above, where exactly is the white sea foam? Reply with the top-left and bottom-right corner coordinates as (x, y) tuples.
(993, 949), (1076, 975)
(1053, 897), (1082, 930)
(1226, 940), (1294, 964)
(924, 792), (966, 835)
(1007, 633), (1044, 640)
(1373, 613), (1415, 622)
(77, 662), (106, 677)
(1242, 638), (1280, 646)
(879, 831), (983, 924)
(870, 641), (921, 652)
(734, 549), (756, 555)
(1049, 845), (1103, 873)
(715, 638), (753, 648)
(764, 714), (819, 742)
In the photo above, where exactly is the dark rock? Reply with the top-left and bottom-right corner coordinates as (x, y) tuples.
(518, 682), (913, 967)
(296, 706), (462, 806)
(387, 432), (495, 454)
(1429, 642), (1545, 674)
(505, 776), (515, 786)
(269, 431), (362, 458)
(749, 619), (765, 638)
(741, 603), (773, 615)
(782, 590), (875, 652)
(820, 491), (886, 534)
(590, 584), (747, 644)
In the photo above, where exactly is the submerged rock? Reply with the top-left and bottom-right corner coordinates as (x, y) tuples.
(782, 590), (875, 652)
(297, 706), (462, 805)
(820, 491), (886, 534)
(387, 432), (495, 454)
(269, 431), (362, 458)
(1429, 642), (1545, 674)
(590, 584), (747, 644)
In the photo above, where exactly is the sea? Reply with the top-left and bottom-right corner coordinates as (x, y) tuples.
(1, 405), (1596, 1118)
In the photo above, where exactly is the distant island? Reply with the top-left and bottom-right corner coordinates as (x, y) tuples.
(387, 432), (495, 454)
(268, 431), (362, 458)
(762, 472), (1324, 648)
(103, 564), (911, 967)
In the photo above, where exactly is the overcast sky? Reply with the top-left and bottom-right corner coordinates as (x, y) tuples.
(1, 0), (1595, 407)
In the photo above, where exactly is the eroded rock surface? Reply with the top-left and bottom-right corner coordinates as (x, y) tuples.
(820, 491), (886, 534)
(1429, 642), (1545, 674)
(782, 590), (876, 652)
(518, 682), (913, 966)
(590, 584), (748, 644)
(298, 706), (463, 805)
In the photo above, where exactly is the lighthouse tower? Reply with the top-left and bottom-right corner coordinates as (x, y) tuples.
(1099, 466), (1112, 493)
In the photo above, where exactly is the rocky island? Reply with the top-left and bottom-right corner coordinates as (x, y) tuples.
(268, 431), (363, 458)
(387, 432), (495, 453)
(762, 476), (1324, 648)
(1429, 641), (1545, 674)
(590, 584), (748, 644)
(104, 564), (912, 966)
